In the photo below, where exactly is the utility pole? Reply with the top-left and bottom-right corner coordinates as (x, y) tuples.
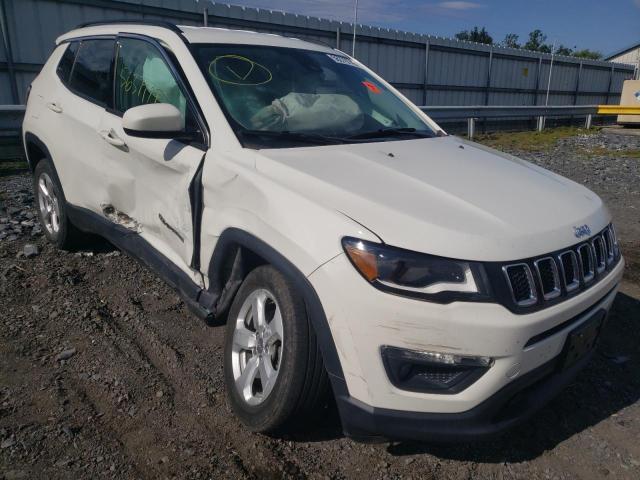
(544, 40), (556, 107)
(352, 0), (358, 57)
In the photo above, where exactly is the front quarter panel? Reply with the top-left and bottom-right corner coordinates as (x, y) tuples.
(198, 148), (380, 280)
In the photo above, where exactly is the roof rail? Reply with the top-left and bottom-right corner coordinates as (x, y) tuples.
(74, 20), (183, 34)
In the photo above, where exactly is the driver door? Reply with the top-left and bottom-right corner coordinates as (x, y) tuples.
(98, 35), (207, 276)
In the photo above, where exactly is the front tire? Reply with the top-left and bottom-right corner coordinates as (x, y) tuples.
(224, 265), (329, 433)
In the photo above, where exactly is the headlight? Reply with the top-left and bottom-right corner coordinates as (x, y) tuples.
(342, 237), (491, 303)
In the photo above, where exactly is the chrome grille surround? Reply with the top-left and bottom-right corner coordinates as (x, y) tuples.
(577, 243), (595, 283)
(533, 257), (561, 300)
(557, 250), (580, 293)
(502, 263), (537, 307)
(592, 235), (606, 274)
(603, 228), (615, 264)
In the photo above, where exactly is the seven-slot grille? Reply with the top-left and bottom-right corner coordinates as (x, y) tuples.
(503, 224), (619, 307)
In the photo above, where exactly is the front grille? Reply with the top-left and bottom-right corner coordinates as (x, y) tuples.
(578, 244), (595, 282)
(592, 236), (606, 273)
(503, 264), (537, 306)
(534, 257), (560, 299)
(501, 224), (620, 311)
(603, 229), (615, 263)
(558, 251), (579, 292)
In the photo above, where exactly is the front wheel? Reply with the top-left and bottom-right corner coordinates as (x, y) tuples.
(223, 265), (329, 433)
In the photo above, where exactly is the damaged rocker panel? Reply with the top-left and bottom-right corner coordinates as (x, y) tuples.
(101, 204), (141, 233)
(68, 204), (216, 322)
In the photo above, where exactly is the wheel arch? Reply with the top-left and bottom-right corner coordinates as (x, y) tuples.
(23, 132), (50, 172)
(205, 227), (347, 388)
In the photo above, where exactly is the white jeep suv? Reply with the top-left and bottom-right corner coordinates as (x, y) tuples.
(22, 21), (624, 442)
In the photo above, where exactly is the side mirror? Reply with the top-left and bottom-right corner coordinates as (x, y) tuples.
(122, 103), (184, 138)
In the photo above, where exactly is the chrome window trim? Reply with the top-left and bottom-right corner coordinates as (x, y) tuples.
(533, 257), (561, 300)
(502, 263), (538, 307)
(557, 250), (580, 293)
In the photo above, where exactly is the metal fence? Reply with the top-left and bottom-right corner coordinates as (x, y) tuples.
(0, 0), (635, 106)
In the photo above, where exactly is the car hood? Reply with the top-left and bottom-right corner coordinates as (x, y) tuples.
(254, 135), (610, 261)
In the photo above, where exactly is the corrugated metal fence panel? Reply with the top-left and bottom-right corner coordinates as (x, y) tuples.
(0, 0), (635, 106)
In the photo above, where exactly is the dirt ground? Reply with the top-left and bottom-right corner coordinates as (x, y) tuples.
(1, 128), (639, 480)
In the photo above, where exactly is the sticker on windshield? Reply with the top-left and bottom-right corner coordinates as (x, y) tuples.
(362, 80), (381, 94)
(326, 53), (358, 67)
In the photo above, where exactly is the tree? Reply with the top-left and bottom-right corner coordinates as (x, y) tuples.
(502, 33), (520, 49)
(573, 49), (603, 60)
(555, 44), (573, 56)
(455, 26), (493, 45)
(523, 29), (551, 52)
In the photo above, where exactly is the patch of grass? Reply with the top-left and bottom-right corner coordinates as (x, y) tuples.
(475, 126), (598, 152)
(0, 160), (29, 176)
(586, 146), (640, 159)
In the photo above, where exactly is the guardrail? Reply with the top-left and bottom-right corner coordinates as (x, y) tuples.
(420, 105), (602, 139)
(0, 105), (25, 135)
(0, 104), (633, 154)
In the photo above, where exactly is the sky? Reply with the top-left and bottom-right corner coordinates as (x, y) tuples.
(209, 0), (640, 57)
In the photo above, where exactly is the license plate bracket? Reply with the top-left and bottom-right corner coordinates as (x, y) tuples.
(559, 311), (605, 370)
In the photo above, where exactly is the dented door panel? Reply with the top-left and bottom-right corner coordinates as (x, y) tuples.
(98, 110), (204, 275)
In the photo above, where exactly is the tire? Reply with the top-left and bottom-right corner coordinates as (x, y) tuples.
(224, 265), (329, 433)
(33, 159), (85, 249)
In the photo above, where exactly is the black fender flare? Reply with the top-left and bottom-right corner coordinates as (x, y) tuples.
(205, 227), (348, 393)
(23, 132), (68, 203)
(23, 131), (50, 172)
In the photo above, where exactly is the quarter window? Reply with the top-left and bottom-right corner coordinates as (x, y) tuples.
(68, 39), (115, 106)
(56, 41), (79, 84)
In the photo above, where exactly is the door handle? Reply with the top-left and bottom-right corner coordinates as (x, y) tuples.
(46, 102), (62, 113)
(100, 129), (127, 148)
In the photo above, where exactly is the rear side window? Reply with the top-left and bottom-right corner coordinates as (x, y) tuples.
(56, 42), (79, 83)
(68, 39), (115, 106)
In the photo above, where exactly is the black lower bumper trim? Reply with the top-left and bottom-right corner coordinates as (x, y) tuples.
(336, 333), (599, 443)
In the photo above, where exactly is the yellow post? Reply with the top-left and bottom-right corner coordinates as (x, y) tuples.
(596, 105), (640, 115)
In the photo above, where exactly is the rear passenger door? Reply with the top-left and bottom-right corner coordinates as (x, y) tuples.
(98, 35), (208, 276)
(47, 38), (116, 211)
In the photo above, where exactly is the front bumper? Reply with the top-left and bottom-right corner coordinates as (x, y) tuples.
(308, 253), (623, 441)
(337, 344), (596, 442)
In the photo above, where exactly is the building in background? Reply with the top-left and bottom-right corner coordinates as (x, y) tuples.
(605, 42), (640, 79)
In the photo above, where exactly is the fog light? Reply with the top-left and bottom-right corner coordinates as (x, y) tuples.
(381, 346), (493, 394)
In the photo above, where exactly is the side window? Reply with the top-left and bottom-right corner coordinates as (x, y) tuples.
(68, 39), (115, 106)
(115, 38), (188, 120)
(56, 42), (79, 84)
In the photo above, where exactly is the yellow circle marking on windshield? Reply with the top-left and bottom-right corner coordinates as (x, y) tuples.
(208, 55), (273, 86)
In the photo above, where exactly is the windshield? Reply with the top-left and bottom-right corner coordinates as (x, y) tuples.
(192, 44), (438, 148)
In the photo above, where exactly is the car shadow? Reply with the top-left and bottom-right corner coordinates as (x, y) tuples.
(279, 397), (345, 443)
(385, 291), (640, 462)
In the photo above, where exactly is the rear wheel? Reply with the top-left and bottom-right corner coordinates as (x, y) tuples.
(224, 265), (329, 433)
(33, 159), (84, 249)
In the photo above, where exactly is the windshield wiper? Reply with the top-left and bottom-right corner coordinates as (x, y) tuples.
(345, 127), (433, 140)
(239, 129), (346, 145)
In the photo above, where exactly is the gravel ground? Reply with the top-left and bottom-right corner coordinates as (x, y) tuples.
(1, 129), (639, 480)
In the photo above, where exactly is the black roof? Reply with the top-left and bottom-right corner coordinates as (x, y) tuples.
(75, 20), (183, 34)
